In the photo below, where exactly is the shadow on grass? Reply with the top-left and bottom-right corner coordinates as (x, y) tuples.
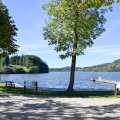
(0, 92), (120, 120)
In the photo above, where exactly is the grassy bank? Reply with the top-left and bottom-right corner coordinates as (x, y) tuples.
(0, 82), (120, 98)
(10, 64), (29, 72)
(0, 82), (5, 87)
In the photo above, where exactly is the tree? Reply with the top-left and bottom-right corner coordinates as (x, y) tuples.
(0, 2), (19, 57)
(43, 0), (108, 92)
(1, 66), (14, 74)
(19, 54), (23, 66)
(4, 55), (9, 65)
(80, 0), (120, 7)
(28, 66), (39, 73)
(0, 55), (9, 66)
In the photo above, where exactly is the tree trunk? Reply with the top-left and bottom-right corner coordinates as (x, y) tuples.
(67, 55), (76, 92)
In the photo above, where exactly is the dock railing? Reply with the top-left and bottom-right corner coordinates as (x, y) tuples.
(89, 77), (120, 97)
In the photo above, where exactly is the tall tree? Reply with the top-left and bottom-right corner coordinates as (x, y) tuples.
(43, 0), (108, 92)
(86, 0), (120, 7)
(4, 55), (9, 66)
(0, 2), (19, 57)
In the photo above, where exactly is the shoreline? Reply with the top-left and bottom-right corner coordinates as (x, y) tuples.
(16, 84), (114, 91)
(1, 81), (115, 91)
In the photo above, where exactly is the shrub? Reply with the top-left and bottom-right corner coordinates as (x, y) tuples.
(28, 66), (39, 73)
(1, 66), (14, 74)
(13, 68), (25, 74)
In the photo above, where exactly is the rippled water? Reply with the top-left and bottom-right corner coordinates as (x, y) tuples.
(1, 72), (120, 90)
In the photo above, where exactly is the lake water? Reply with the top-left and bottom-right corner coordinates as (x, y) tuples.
(1, 72), (120, 90)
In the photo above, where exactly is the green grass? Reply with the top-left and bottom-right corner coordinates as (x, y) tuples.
(0, 82), (5, 87)
(9, 64), (29, 72)
(0, 82), (120, 98)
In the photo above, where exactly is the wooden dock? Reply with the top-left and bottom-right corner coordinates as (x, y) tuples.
(89, 78), (118, 84)
(89, 77), (120, 97)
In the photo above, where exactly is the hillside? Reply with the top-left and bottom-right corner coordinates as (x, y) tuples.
(0, 55), (49, 74)
(50, 59), (120, 72)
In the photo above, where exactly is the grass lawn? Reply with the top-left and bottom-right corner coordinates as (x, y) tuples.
(0, 82), (120, 98)
(0, 82), (5, 87)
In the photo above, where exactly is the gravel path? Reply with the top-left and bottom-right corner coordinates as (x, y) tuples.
(0, 92), (120, 120)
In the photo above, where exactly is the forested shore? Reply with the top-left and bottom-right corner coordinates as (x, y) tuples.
(0, 55), (49, 74)
(50, 59), (120, 72)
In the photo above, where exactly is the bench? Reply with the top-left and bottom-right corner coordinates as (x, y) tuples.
(6, 81), (15, 88)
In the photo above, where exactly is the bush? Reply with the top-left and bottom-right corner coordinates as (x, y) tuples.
(1, 66), (14, 74)
(28, 66), (39, 73)
(13, 68), (25, 74)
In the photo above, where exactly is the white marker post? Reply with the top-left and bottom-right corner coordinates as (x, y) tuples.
(117, 82), (120, 91)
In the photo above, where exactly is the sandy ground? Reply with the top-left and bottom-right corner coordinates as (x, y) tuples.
(0, 92), (120, 120)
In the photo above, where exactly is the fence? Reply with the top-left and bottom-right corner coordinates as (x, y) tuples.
(24, 81), (38, 94)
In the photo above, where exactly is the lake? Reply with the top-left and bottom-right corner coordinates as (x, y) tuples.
(1, 72), (120, 90)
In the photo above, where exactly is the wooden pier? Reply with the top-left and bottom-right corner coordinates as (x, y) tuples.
(89, 77), (120, 97)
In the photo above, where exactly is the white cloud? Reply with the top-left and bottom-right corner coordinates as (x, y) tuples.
(21, 50), (54, 54)
(18, 44), (120, 56)
(16, 28), (50, 53)
(19, 43), (47, 50)
(112, 20), (120, 26)
(85, 45), (120, 56)
(18, 32), (32, 40)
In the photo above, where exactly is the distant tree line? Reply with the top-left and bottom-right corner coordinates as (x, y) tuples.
(50, 59), (120, 72)
(0, 55), (49, 74)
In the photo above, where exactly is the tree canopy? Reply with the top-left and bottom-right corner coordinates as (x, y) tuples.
(43, 0), (109, 92)
(43, 0), (109, 59)
(0, 2), (19, 57)
(81, 0), (120, 7)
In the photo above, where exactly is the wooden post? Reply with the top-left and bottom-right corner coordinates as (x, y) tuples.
(11, 81), (12, 87)
(5, 81), (7, 87)
(35, 81), (38, 94)
(24, 81), (26, 93)
(114, 84), (117, 97)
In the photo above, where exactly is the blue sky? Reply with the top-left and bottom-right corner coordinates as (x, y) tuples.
(2, 0), (120, 68)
